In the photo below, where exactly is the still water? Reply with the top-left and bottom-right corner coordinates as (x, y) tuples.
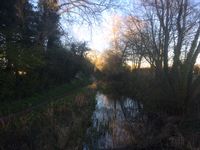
(84, 92), (141, 149)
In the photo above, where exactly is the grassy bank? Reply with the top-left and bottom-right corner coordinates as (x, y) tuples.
(0, 81), (97, 150)
(0, 79), (90, 117)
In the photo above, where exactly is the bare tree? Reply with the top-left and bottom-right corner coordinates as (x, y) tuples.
(36, 0), (117, 49)
(104, 15), (145, 70)
(58, 0), (116, 23)
(127, 0), (200, 112)
(119, 16), (149, 70)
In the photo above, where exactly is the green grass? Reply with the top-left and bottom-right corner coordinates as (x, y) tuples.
(0, 79), (90, 117)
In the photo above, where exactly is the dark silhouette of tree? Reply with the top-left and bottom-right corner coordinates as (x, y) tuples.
(0, 0), (110, 101)
(126, 0), (200, 113)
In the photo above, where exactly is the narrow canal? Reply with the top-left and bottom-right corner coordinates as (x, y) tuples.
(84, 92), (141, 149)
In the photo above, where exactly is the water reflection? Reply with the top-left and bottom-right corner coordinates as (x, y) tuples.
(84, 92), (141, 149)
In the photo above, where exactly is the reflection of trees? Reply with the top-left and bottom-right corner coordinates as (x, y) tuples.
(119, 98), (141, 122)
(87, 93), (138, 149)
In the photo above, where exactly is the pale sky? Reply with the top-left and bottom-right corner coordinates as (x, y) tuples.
(58, 0), (200, 64)
(63, 0), (133, 52)
(30, 0), (200, 65)
(71, 11), (113, 52)
(66, 1), (200, 65)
